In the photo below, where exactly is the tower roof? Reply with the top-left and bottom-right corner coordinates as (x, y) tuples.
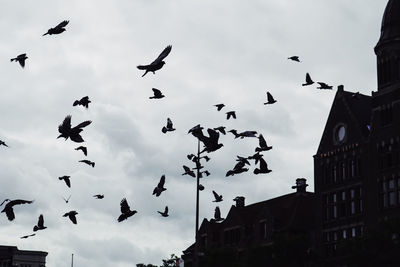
(376, 0), (400, 49)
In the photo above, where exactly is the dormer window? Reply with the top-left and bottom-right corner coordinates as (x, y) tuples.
(333, 123), (347, 145)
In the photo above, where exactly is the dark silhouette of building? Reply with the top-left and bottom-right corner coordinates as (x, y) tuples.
(0, 245), (47, 267)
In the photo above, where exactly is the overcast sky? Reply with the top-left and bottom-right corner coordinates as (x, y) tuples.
(0, 0), (388, 266)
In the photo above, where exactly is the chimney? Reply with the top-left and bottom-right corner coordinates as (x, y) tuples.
(292, 178), (308, 193)
(338, 85), (344, 91)
(233, 196), (245, 208)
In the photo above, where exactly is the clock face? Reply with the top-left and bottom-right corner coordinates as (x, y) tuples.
(337, 125), (346, 142)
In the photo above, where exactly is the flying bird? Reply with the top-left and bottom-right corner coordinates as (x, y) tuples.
(79, 159), (95, 167)
(10, 53), (28, 68)
(137, 45), (172, 77)
(248, 152), (264, 165)
(264, 92), (277, 105)
(153, 175), (167, 197)
(317, 82), (333, 90)
(93, 194), (104, 199)
(302, 73), (314, 86)
(158, 206), (169, 217)
(199, 128), (224, 153)
(1, 199), (34, 221)
(214, 104), (225, 111)
(213, 126), (226, 135)
(59, 176), (71, 188)
(62, 195), (71, 203)
(0, 140), (8, 147)
(236, 155), (250, 166)
(20, 234), (36, 239)
(254, 157), (272, 175)
(33, 214), (47, 232)
(226, 111), (236, 120)
(75, 146), (87, 156)
(57, 115), (92, 143)
(226, 161), (249, 177)
(229, 130), (257, 139)
(117, 198), (137, 222)
(73, 96), (91, 109)
(188, 124), (204, 135)
(149, 88), (165, 99)
(288, 56), (301, 62)
(182, 165), (196, 178)
(255, 134), (272, 152)
(43, 20), (69, 36)
(162, 118), (176, 133)
(214, 206), (224, 222)
(212, 191), (223, 202)
(63, 211), (78, 224)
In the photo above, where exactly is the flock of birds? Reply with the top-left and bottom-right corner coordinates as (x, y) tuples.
(0, 20), (335, 240)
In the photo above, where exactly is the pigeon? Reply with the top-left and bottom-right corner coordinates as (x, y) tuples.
(0, 140), (8, 147)
(75, 146), (87, 156)
(93, 194), (104, 199)
(264, 92), (277, 105)
(62, 195), (71, 203)
(212, 191), (223, 202)
(20, 234), (36, 239)
(302, 73), (314, 86)
(63, 211), (78, 224)
(33, 214), (47, 232)
(57, 115), (92, 143)
(199, 129), (224, 153)
(73, 96), (91, 109)
(137, 45), (172, 77)
(214, 104), (225, 111)
(59, 176), (71, 188)
(117, 198), (137, 222)
(254, 157), (272, 175)
(79, 159), (95, 167)
(248, 152), (264, 165)
(153, 175), (167, 197)
(288, 56), (301, 62)
(188, 124), (204, 135)
(214, 206), (224, 222)
(317, 82), (333, 90)
(1, 199), (34, 221)
(228, 130), (257, 139)
(226, 161), (249, 177)
(255, 134), (272, 152)
(213, 126), (226, 135)
(182, 165), (196, 178)
(158, 206), (169, 217)
(43, 20), (69, 36)
(236, 156), (250, 166)
(149, 88), (165, 99)
(198, 184), (205, 191)
(11, 53), (28, 68)
(162, 118), (176, 133)
(226, 111), (236, 120)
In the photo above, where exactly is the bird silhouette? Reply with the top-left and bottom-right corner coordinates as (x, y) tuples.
(153, 175), (167, 197)
(162, 118), (176, 133)
(199, 129), (224, 153)
(288, 56), (301, 62)
(0, 140), (8, 147)
(20, 234), (36, 239)
(236, 155), (250, 166)
(248, 152), (264, 165)
(79, 159), (95, 167)
(214, 206), (224, 222)
(57, 115), (92, 143)
(93, 194), (104, 199)
(59, 176), (71, 188)
(1, 199), (34, 221)
(182, 165), (196, 177)
(62, 195), (71, 203)
(226, 111), (236, 120)
(11, 53), (28, 68)
(255, 134), (272, 152)
(317, 82), (333, 90)
(213, 126), (226, 135)
(75, 146), (87, 156)
(33, 214), (47, 232)
(43, 20), (69, 36)
(214, 104), (225, 111)
(137, 45), (172, 77)
(198, 184), (205, 191)
(226, 161), (249, 177)
(117, 198), (137, 222)
(229, 130), (257, 139)
(254, 157), (272, 174)
(188, 124), (204, 135)
(158, 206), (169, 217)
(302, 73), (314, 86)
(73, 96), (91, 109)
(63, 211), (78, 224)
(149, 88), (165, 99)
(264, 92), (277, 105)
(212, 191), (223, 202)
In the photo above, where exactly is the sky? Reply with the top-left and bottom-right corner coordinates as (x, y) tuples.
(0, 0), (388, 266)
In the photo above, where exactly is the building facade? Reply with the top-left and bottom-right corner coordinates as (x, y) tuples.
(0, 246), (47, 267)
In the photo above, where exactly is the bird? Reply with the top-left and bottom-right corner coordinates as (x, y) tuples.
(317, 82), (333, 90)
(33, 214), (47, 232)
(73, 96), (91, 109)
(20, 234), (36, 239)
(248, 152), (264, 165)
(198, 184), (205, 191)
(213, 126), (226, 135)
(0, 140), (8, 147)
(10, 53), (28, 68)
(236, 155), (251, 166)
(188, 124), (204, 135)
(137, 45), (172, 77)
(226, 111), (236, 120)
(212, 191), (223, 202)
(214, 206), (224, 222)
(149, 88), (165, 99)
(158, 206), (169, 217)
(302, 73), (314, 86)
(255, 134), (272, 152)
(162, 118), (176, 133)
(226, 161), (249, 177)
(153, 175), (167, 197)
(93, 194), (104, 199)
(62, 195), (71, 203)
(57, 115), (92, 143)
(58, 176), (71, 188)
(79, 159), (95, 167)
(288, 56), (301, 62)
(63, 211), (78, 224)
(75, 146), (87, 156)
(264, 92), (277, 105)
(43, 20), (69, 36)
(182, 165), (196, 177)
(117, 198), (137, 222)
(229, 130), (257, 139)
(214, 104), (225, 111)
(254, 157), (272, 175)
(199, 129), (224, 153)
(1, 199), (34, 221)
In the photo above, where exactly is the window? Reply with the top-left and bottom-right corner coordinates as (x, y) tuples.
(259, 221), (268, 240)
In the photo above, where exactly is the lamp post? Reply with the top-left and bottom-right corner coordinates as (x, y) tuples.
(194, 139), (200, 267)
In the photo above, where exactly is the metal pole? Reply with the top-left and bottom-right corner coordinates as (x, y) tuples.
(71, 253), (74, 267)
(194, 139), (200, 267)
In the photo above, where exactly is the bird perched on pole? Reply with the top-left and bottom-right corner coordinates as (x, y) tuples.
(43, 20), (69, 36)
(137, 45), (172, 77)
